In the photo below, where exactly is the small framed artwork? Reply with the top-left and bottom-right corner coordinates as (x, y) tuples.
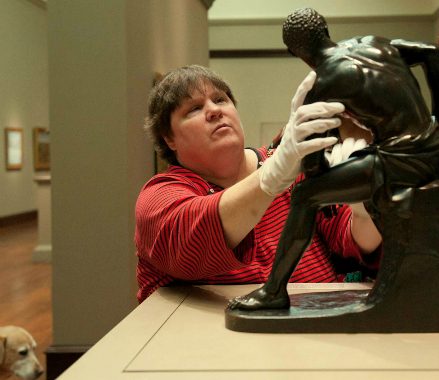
(5, 127), (24, 170)
(33, 127), (50, 171)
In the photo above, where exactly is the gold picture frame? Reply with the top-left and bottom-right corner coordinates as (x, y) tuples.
(5, 127), (24, 170)
(33, 127), (50, 171)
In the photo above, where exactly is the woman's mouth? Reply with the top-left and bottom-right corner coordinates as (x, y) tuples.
(213, 124), (229, 134)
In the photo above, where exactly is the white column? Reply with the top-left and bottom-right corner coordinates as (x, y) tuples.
(49, 0), (212, 347)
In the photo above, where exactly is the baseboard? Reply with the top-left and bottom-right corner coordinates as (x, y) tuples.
(45, 345), (92, 380)
(0, 210), (38, 227)
(32, 244), (52, 262)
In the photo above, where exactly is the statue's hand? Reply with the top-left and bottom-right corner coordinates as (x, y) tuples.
(259, 71), (343, 196)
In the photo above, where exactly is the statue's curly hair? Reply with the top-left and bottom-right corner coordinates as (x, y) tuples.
(282, 8), (329, 59)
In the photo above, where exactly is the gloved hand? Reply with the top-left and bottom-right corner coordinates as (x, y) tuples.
(259, 71), (344, 196)
(325, 137), (370, 219)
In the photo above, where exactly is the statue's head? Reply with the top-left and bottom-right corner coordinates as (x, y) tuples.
(283, 8), (330, 63)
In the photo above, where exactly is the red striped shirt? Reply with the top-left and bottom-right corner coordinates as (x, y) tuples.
(135, 147), (364, 303)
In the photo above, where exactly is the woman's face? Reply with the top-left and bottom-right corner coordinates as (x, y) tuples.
(165, 83), (244, 177)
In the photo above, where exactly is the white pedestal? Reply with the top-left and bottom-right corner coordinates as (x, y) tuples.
(33, 175), (52, 262)
(57, 284), (439, 379)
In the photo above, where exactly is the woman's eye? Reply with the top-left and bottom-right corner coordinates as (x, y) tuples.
(189, 105), (201, 113)
(216, 97), (225, 103)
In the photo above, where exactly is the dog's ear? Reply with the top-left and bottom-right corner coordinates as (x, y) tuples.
(0, 336), (6, 365)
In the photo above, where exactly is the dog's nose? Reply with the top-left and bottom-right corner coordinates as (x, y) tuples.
(35, 368), (44, 379)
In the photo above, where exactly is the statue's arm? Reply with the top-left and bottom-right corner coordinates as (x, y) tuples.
(391, 39), (439, 116)
(390, 39), (439, 66)
(301, 89), (331, 178)
(301, 63), (362, 178)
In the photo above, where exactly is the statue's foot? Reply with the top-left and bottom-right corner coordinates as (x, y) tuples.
(228, 286), (290, 311)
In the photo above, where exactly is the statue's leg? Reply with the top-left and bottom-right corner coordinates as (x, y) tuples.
(228, 154), (377, 311)
(365, 213), (409, 306)
(366, 182), (439, 306)
(264, 190), (319, 293)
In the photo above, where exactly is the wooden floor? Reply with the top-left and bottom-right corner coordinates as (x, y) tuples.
(0, 219), (52, 379)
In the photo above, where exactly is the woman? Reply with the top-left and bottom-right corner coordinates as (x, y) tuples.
(135, 65), (381, 303)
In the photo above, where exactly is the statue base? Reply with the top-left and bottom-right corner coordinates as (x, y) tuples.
(225, 254), (439, 333)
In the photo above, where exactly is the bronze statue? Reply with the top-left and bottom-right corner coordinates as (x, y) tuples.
(226, 8), (439, 332)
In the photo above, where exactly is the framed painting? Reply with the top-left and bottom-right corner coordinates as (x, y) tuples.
(5, 127), (24, 170)
(33, 127), (50, 170)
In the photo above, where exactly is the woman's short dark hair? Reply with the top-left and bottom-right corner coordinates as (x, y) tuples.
(144, 65), (237, 165)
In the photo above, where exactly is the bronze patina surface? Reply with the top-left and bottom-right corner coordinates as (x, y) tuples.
(226, 8), (439, 333)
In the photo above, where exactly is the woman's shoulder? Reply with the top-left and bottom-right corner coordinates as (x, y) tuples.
(246, 146), (270, 162)
(142, 165), (212, 196)
(258, 146), (269, 159)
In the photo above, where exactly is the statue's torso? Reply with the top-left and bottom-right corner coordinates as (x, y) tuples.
(306, 36), (431, 142)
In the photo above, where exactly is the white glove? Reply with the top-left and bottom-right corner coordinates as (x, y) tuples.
(259, 71), (344, 196)
(325, 137), (370, 219)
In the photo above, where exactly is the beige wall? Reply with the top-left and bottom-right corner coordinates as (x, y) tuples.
(209, 0), (437, 19)
(48, 0), (210, 346)
(0, 0), (49, 218)
(210, 17), (436, 149)
(435, 7), (439, 39)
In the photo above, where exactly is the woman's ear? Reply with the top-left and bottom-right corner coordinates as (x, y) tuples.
(164, 135), (176, 151)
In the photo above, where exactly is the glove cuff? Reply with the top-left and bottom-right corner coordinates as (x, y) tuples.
(259, 164), (279, 196)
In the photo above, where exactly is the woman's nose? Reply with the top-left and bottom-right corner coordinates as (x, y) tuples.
(206, 101), (222, 121)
